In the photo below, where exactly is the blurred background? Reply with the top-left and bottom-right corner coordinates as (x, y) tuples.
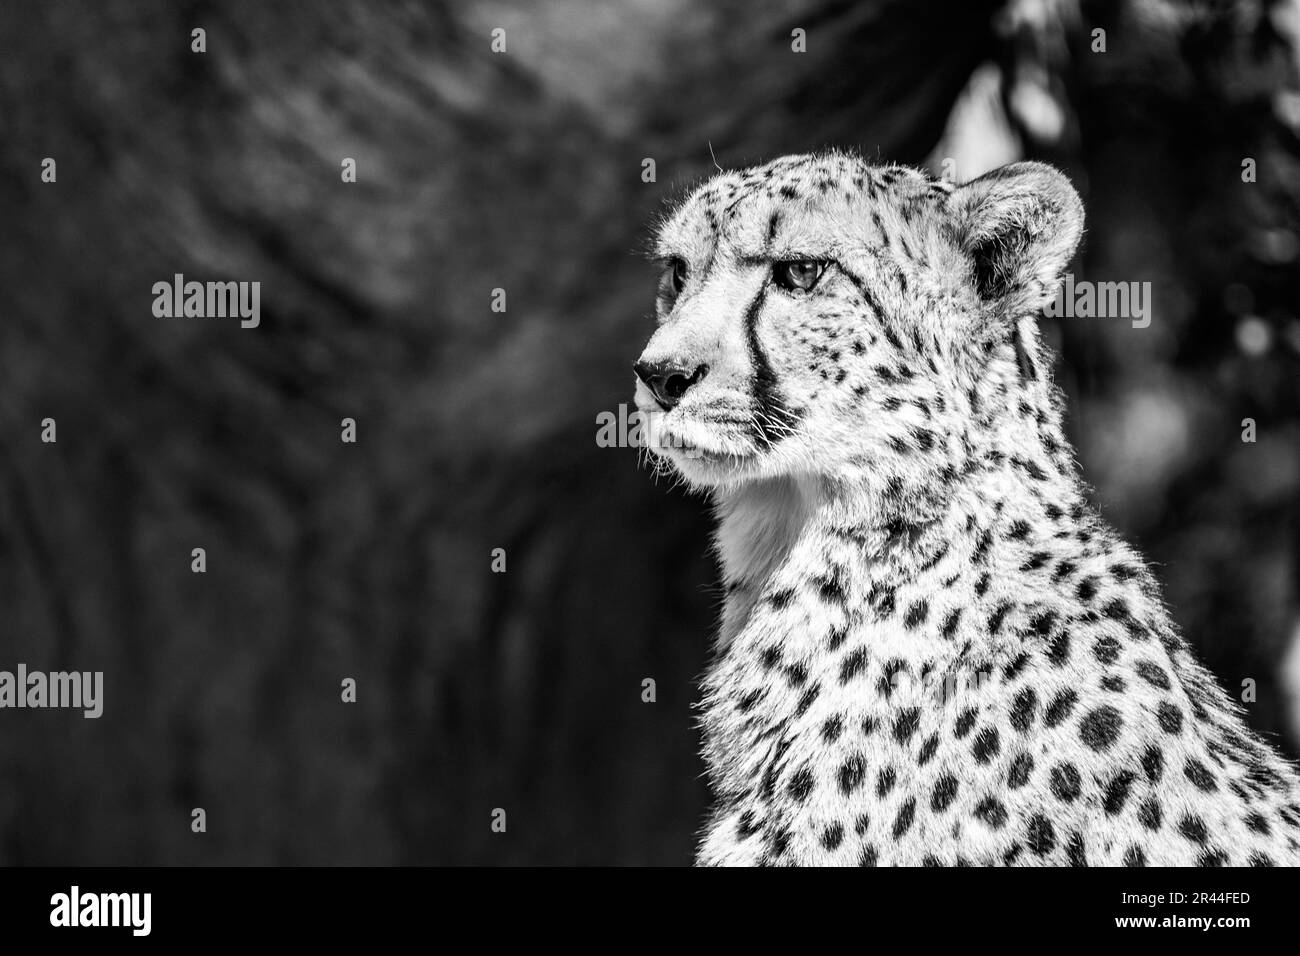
(0, 0), (1298, 865)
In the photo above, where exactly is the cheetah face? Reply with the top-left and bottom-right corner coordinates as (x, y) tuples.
(633, 151), (1083, 491)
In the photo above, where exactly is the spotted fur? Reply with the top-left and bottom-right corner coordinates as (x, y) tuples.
(633, 150), (1300, 867)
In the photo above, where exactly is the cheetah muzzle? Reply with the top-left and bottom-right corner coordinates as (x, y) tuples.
(633, 150), (1300, 866)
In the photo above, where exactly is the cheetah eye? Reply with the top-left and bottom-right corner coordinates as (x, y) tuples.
(663, 257), (687, 292)
(773, 259), (827, 293)
(671, 257), (688, 293)
(657, 257), (688, 308)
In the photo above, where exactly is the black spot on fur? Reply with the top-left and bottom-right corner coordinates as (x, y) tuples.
(759, 737), (791, 800)
(1102, 598), (1131, 622)
(815, 573), (846, 605)
(1027, 610), (1057, 640)
(1179, 815), (1208, 844)
(1044, 689), (1078, 727)
(1067, 832), (1088, 867)
(1136, 660), (1171, 690)
(1138, 798), (1162, 831)
(1093, 634), (1120, 664)
(1245, 760), (1283, 792)
(954, 707), (978, 738)
(892, 798), (916, 838)
(788, 767), (814, 802)
(821, 822), (844, 851)
(1079, 705), (1124, 751)
(972, 727), (1000, 764)
(940, 608), (962, 639)
(1184, 758), (1217, 792)
(1122, 845), (1145, 867)
(876, 766), (896, 797)
(987, 601), (1014, 634)
(932, 774), (959, 812)
(766, 588), (796, 610)
(1013, 327), (1037, 382)
(904, 600), (929, 629)
(1045, 628), (1071, 666)
(918, 734), (939, 766)
(1010, 689), (1037, 733)
(893, 707), (921, 744)
(868, 583), (896, 618)
(1050, 763), (1081, 802)
(838, 754), (866, 795)
(1026, 815), (1056, 856)
(1142, 744), (1164, 782)
(974, 797), (1007, 829)
(1103, 770), (1136, 815)
(822, 715), (843, 743)
(1008, 753), (1033, 789)
(826, 625), (848, 651)
(1021, 551), (1051, 574)
(1002, 652), (1031, 682)
(839, 648), (868, 684)
(769, 826), (790, 858)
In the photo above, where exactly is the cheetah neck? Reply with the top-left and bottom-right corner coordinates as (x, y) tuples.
(711, 363), (1081, 655)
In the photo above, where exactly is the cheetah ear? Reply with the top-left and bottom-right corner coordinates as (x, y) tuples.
(949, 161), (1084, 314)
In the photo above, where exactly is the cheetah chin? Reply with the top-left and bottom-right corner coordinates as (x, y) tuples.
(632, 149), (1300, 867)
(637, 410), (758, 484)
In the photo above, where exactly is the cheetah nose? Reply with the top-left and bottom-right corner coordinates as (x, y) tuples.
(634, 361), (709, 411)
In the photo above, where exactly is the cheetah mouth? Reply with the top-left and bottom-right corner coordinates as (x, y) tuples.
(674, 439), (753, 464)
(633, 389), (764, 475)
(648, 419), (757, 469)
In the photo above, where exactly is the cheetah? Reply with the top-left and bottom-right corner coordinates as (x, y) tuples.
(632, 150), (1300, 866)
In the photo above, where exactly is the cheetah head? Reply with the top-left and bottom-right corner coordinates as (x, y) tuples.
(633, 151), (1083, 494)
